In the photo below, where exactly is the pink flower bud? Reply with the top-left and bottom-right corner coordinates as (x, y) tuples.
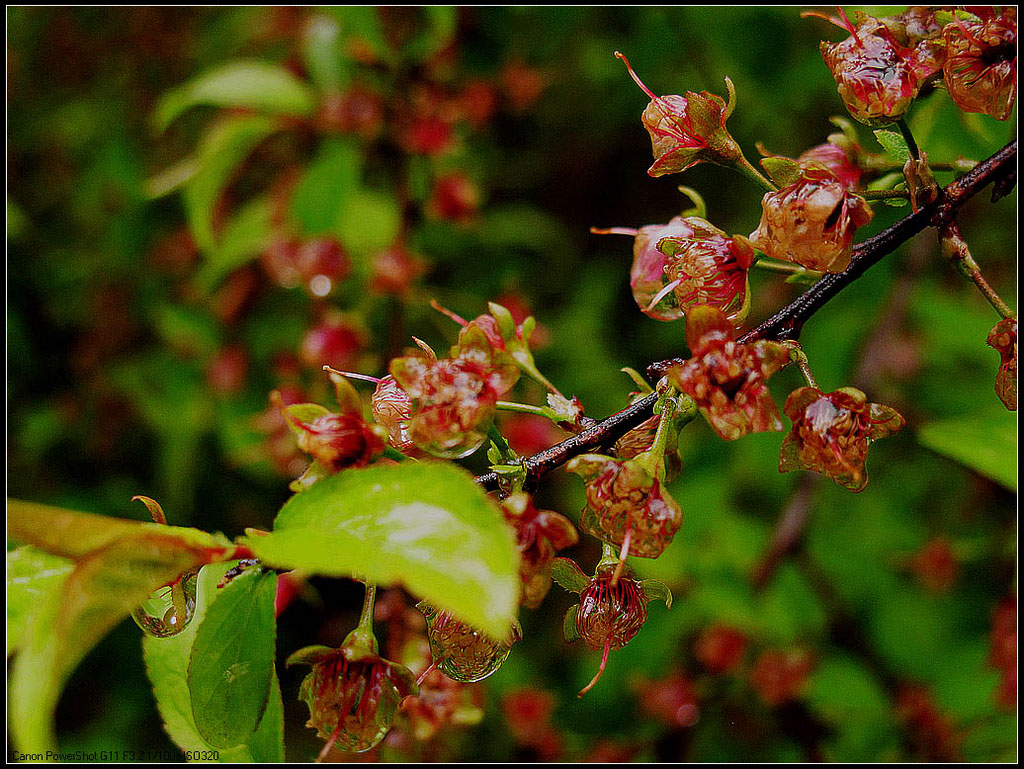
(750, 167), (873, 273)
(944, 8), (1017, 121)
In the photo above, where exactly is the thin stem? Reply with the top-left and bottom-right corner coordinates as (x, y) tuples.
(940, 221), (1016, 320)
(357, 582), (377, 633)
(752, 257), (823, 280)
(897, 118), (921, 160)
(734, 154), (778, 192)
(496, 400), (549, 417)
(861, 188), (911, 201)
(578, 637), (612, 698)
(785, 343), (819, 389)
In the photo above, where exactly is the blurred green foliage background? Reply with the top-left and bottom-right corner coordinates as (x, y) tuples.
(7, 6), (1017, 762)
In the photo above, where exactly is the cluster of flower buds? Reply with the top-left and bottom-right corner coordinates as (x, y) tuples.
(814, 7), (1017, 125)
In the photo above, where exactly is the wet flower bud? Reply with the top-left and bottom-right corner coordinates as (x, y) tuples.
(798, 141), (863, 191)
(371, 375), (415, 452)
(667, 305), (788, 441)
(779, 386), (905, 491)
(500, 492), (579, 609)
(418, 603), (521, 683)
(616, 52), (738, 177)
(288, 640), (417, 754)
(987, 318), (1017, 411)
(573, 565), (650, 695)
(299, 317), (366, 372)
(943, 8), (1017, 121)
(292, 411), (384, 471)
(750, 166), (873, 273)
(654, 217), (755, 324)
(818, 14), (927, 126)
(426, 171), (482, 223)
(566, 454), (682, 560)
(388, 328), (519, 459)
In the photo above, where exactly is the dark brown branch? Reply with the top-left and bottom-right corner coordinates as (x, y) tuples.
(476, 139), (1016, 492)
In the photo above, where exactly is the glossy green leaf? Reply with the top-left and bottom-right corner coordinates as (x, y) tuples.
(188, 568), (277, 748)
(7, 498), (232, 561)
(155, 60), (316, 132)
(6, 546), (74, 657)
(183, 114), (279, 255)
(144, 563), (284, 762)
(9, 533), (229, 754)
(917, 413), (1017, 491)
(240, 462), (519, 638)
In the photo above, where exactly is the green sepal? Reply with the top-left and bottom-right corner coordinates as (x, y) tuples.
(551, 557), (591, 594)
(563, 604), (581, 643)
(641, 579), (673, 609)
(285, 645), (336, 668)
(760, 156), (803, 187)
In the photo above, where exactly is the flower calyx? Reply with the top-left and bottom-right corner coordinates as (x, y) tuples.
(615, 51), (745, 178)
(287, 629), (418, 757)
(552, 556), (671, 697)
(667, 305), (789, 441)
(779, 385), (905, 491)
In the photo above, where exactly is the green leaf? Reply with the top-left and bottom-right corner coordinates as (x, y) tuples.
(759, 156), (803, 187)
(155, 60), (316, 133)
(872, 128), (911, 163)
(335, 188), (401, 255)
(289, 139), (362, 236)
(240, 463), (519, 638)
(188, 569), (278, 748)
(301, 13), (348, 93)
(6, 546), (74, 657)
(7, 498), (232, 561)
(917, 412), (1017, 491)
(9, 533), (230, 754)
(183, 114), (279, 255)
(144, 563), (284, 762)
(196, 195), (275, 292)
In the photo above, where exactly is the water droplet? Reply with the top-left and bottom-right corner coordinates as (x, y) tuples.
(132, 569), (199, 638)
